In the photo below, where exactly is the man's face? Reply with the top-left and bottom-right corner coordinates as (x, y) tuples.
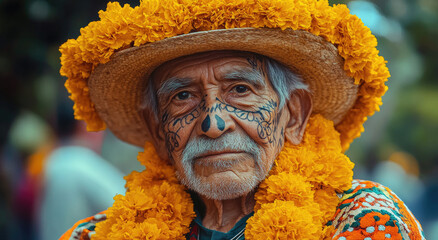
(151, 51), (291, 200)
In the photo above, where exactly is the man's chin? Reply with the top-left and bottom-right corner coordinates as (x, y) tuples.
(194, 183), (256, 200)
(180, 174), (260, 200)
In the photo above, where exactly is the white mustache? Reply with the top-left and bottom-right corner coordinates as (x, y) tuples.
(181, 132), (261, 165)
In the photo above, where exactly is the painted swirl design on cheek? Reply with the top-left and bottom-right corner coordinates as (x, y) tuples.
(204, 98), (282, 146)
(162, 100), (205, 153)
(162, 97), (283, 154)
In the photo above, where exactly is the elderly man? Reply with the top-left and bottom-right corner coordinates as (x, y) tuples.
(59, 0), (425, 239)
(144, 50), (311, 231)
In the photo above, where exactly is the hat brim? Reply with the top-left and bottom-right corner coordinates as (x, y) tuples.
(89, 28), (358, 147)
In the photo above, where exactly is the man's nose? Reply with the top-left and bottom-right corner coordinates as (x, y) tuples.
(197, 99), (235, 138)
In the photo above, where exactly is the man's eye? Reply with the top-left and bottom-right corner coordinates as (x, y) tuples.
(234, 85), (248, 93)
(175, 91), (191, 100)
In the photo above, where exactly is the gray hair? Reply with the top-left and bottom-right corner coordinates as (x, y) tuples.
(142, 52), (309, 117)
(263, 56), (309, 108)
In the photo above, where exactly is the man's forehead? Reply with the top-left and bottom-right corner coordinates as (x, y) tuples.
(162, 50), (260, 67)
(151, 50), (262, 82)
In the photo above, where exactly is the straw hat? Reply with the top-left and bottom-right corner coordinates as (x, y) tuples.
(60, 0), (389, 151)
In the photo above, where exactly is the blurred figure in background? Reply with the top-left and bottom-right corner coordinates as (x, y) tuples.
(6, 104), (134, 240)
(6, 111), (52, 240)
(372, 152), (424, 217)
(36, 123), (126, 240)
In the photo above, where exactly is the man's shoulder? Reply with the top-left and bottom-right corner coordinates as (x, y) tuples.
(330, 179), (425, 240)
(58, 212), (106, 240)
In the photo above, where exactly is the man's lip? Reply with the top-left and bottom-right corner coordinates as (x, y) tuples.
(196, 151), (245, 159)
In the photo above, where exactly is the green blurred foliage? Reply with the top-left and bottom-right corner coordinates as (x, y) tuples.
(0, 0), (137, 143)
(387, 85), (438, 175)
(373, 0), (436, 177)
(328, 0), (438, 178)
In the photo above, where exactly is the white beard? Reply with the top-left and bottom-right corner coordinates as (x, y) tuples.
(176, 133), (265, 200)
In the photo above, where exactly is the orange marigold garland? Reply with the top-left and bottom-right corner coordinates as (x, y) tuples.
(60, 0), (390, 151)
(92, 143), (196, 240)
(246, 115), (354, 239)
(92, 114), (354, 239)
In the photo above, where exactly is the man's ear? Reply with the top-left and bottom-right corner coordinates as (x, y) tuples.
(142, 107), (171, 162)
(284, 90), (313, 145)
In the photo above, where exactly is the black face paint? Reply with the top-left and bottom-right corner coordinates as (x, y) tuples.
(247, 56), (258, 70)
(162, 96), (281, 155)
(162, 100), (205, 153)
(202, 97), (280, 145)
(279, 127), (284, 148)
(215, 115), (225, 131)
(201, 115), (211, 132)
(246, 56), (266, 78)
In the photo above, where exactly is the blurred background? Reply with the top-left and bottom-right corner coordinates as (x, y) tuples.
(0, 0), (437, 239)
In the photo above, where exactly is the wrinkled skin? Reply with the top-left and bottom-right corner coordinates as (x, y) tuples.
(143, 51), (312, 232)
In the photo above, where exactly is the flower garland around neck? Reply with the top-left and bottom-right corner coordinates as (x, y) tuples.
(92, 114), (355, 240)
